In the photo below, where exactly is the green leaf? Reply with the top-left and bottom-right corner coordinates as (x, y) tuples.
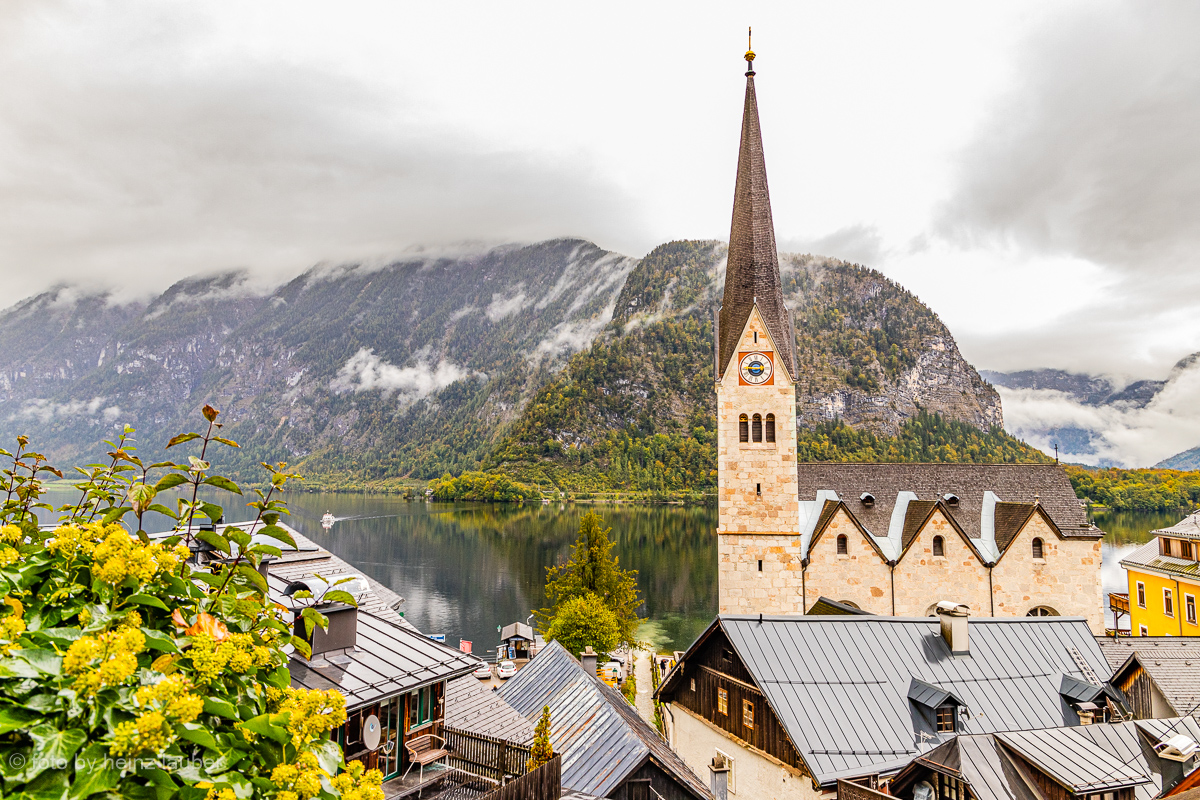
(200, 502), (225, 524)
(212, 437), (240, 448)
(69, 743), (120, 799)
(146, 503), (179, 519)
(0, 705), (37, 734)
(201, 748), (244, 776)
(27, 724), (86, 780)
(256, 524), (296, 549)
(247, 543), (282, 558)
(0, 657), (40, 678)
(321, 590), (358, 607)
(202, 475), (242, 495)
(140, 628), (180, 654)
(235, 565), (268, 594)
(225, 528), (251, 549)
(239, 713), (289, 743)
(16, 649), (62, 676)
(313, 738), (343, 776)
(203, 697), (238, 719)
(196, 530), (230, 555)
(176, 723), (218, 750)
(166, 432), (201, 448)
(126, 593), (169, 611)
(153, 473), (189, 492)
(289, 636), (312, 659)
(101, 505), (132, 525)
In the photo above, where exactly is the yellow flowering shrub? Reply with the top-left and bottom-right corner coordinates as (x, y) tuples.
(63, 625), (146, 696)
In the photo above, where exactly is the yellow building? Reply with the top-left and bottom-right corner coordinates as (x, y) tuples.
(1119, 511), (1200, 636)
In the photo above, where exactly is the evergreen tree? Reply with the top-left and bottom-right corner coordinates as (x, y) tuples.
(538, 512), (642, 647)
(527, 706), (554, 771)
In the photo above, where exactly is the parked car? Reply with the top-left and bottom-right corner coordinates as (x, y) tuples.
(496, 660), (517, 680)
(472, 662), (493, 680)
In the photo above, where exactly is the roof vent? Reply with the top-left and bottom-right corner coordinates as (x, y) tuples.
(860, 492), (875, 507)
(943, 493), (959, 506)
(1159, 734), (1199, 762)
(935, 601), (970, 655)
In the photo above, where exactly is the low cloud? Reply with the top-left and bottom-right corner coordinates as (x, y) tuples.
(485, 291), (527, 323)
(780, 225), (886, 268)
(330, 349), (479, 403)
(13, 397), (122, 425)
(998, 358), (1200, 467)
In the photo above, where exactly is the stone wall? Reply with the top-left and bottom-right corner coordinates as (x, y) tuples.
(666, 704), (817, 800)
(800, 509), (892, 615)
(890, 509), (988, 616)
(718, 533), (806, 614)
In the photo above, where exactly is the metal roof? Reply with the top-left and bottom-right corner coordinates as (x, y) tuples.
(1059, 673), (1105, 704)
(288, 609), (480, 710)
(498, 641), (710, 800)
(444, 676), (535, 744)
(1120, 539), (1200, 580)
(997, 726), (1153, 792)
(908, 678), (965, 710)
(501, 622), (534, 642)
(670, 614), (1116, 786)
(1153, 511), (1200, 541)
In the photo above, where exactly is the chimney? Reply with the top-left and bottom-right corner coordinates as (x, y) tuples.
(581, 646), (599, 676)
(708, 754), (730, 800)
(935, 601), (971, 655)
(294, 601), (358, 658)
(1158, 735), (1198, 793)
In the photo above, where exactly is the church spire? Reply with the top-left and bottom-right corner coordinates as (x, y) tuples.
(717, 41), (796, 381)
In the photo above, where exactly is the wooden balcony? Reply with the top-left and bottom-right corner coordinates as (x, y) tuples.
(1110, 593), (1130, 614)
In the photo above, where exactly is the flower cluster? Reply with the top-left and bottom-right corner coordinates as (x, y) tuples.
(270, 751), (325, 800)
(110, 674), (205, 757)
(63, 624), (147, 696)
(0, 524), (24, 569)
(330, 761), (385, 800)
(186, 631), (276, 685)
(0, 596), (25, 655)
(268, 687), (348, 749)
(92, 527), (187, 585)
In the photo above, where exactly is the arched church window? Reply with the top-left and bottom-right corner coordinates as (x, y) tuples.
(932, 536), (944, 557)
(1026, 606), (1058, 617)
(739, 415), (749, 443)
(765, 414), (775, 443)
(1032, 538), (1044, 559)
(752, 414), (763, 442)
(836, 534), (848, 555)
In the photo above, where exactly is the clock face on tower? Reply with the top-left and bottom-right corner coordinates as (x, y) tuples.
(739, 352), (773, 385)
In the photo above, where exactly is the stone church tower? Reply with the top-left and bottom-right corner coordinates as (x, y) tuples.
(715, 49), (804, 614)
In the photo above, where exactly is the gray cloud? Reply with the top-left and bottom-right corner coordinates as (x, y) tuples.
(0, 3), (647, 300)
(779, 224), (885, 268)
(937, 3), (1200, 273)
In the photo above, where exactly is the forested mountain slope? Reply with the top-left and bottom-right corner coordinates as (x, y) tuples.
(0, 237), (1014, 489)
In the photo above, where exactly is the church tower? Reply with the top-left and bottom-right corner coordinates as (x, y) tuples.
(715, 44), (803, 614)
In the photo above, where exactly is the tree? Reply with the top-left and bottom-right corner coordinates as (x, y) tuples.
(0, 409), (382, 800)
(544, 593), (620, 657)
(538, 512), (642, 647)
(526, 706), (553, 771)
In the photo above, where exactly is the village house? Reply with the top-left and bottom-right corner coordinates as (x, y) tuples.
(655, 608), (1127, 800)
(1098, 637), (1200, 721)
(710, 43), (1104, 633)
(499, 641), (713, 800)
(1117, 512), (1200, 637)
(882, 717), (1200, 800)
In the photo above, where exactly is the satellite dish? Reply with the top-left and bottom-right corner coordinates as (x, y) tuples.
(363, 714), (381, 751)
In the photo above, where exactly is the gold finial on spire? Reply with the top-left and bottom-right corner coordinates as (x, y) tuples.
(745, 26), (755, 63)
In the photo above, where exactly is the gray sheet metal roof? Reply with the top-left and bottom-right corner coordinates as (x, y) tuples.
(1120, 539), (1200, 580)
(498, 641), (710, 800)
(501, 622), (534, 642)
(912, 735), (1035, 800)
(287, 609), (480, 709)
(712, 614), (1114, 785)
(1099, 637), (1200, 719)
(908, 679), (965, 710)
(997, 726), (1153, 792)
(444, 675), (535, 744)
(1059, 673), (1105, 704)
(1153, 511), (1200, 541)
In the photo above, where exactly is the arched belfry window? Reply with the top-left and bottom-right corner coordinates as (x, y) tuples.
(739, 415), (749, 443)
(752, 414), (763, 442)
(1032, 538), (1044, 560)
(836, 534), (848, 555)
(765, 414), (776, 443)
(932, 536), (944, 557)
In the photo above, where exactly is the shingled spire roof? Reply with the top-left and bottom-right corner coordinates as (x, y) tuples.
(717, 51), (796, 380)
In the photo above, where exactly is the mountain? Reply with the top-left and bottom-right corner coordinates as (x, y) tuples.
(1157, 445), (1200, 471)
(984, 353), (1200, 467)
(0, 238), (1007, 489)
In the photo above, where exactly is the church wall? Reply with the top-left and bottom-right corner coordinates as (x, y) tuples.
(990, 514), (1104, 633)
(891, 510), (989, 617)
(718, 533), (806, 614)
(799, 509), (892, 615)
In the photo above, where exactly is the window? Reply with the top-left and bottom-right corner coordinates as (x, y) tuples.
(1163, 538), (1173, 557)
(937, 773), (962, 800)
(1140, 625), (1149, 636)
(738, 414), (748, 443)
(1026, 606), (1058, 617)
(751, 414), (762, 442)
(836, 534), (848, 555)
(1188, 594), (1197, 625)
(1184, 541), (1194, 560)
(755, 483), (761, 496)
(932, 536), (944, 557)
(757, 559), (763, 572)
(765, 414), (775, 443)
(717, 687), (728, 715)
(753, 331), (758, 343)
(936, 704), (955, 733)
(1165, 588), (1174, 618)
(409, 685), (432, 729)
(1032, 537), (1044, 559)
(1137, 581), (1146, 608)
(690, 678), (695, 692)
(742, 699), (754, 729)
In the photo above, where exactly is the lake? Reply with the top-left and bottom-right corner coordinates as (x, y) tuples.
(35, 492), (1178, 653)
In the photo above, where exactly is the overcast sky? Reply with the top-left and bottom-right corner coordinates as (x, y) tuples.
(1, 0), (1198, 383)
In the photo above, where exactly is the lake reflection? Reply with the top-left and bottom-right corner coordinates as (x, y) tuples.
(1095, 508), (1185, 629)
